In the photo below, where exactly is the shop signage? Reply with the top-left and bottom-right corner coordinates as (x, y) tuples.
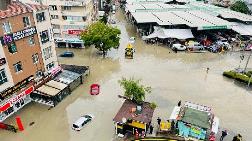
(0, 86), (34, 112)
(0, 75), (34, 100)
(202, 25), (227, 30)
(65, 39), (83, 44)
(12, 27), (37, 41)
(49, 66), (63, 77)
(0, 58), (6, 66)
(68, 30), (83, 35)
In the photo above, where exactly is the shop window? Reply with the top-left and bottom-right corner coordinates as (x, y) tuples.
(28, 36), (35, 45)
(49, 5), (57, 11)
(51, 15), (59, 19)
(2, 22), (12, 33)
(4, 107), (14, 116)
(32, 53), (39, 64)
(13, 61), (23, 73)
(62, 6), (71, 10)
(36, 12), (46, 22)
(0, 69), (8, 85)
(40, 30), (49, 44)
(23, 17), (31, 28)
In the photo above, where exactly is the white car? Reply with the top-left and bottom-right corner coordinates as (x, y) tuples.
(72, 114), (94, 131)
(171, 43), (187, 51)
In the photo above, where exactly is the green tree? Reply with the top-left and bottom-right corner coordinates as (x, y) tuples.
(118, 77), (151, 104)
(230, 1), (251, 14)
(99, 14), (108, 24)
(80, 22), (121, 58)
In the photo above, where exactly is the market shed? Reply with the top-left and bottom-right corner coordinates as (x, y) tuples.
(31, 80), (70, 107)
(113, 100), (154, 136)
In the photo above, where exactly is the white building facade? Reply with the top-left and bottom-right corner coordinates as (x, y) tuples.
(22, 0), (96, 48)
(26, 4), (59, 71)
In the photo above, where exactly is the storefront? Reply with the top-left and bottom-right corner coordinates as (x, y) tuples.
(0, 85), (34, 122)
(31, 80), (70, 107)
(113, 100), (154, 137)
(55, 38), (84, 48)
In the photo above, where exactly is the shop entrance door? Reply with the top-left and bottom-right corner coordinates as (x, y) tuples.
(0, 122), (17, 133)
(123, 124), (133, 134)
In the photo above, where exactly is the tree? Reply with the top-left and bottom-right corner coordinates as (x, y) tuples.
(99, 14), (108, 24)
(230, 1), (251, 14)
(80, 22), (121, 58)
(118, 77), (151, 104)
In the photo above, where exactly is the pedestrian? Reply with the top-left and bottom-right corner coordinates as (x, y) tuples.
(157, 117), (161, 125)
(171, 120), (175, 131)
(141, 130), (145, 138)
(177, 100), (181, 107)
(206, 67), (210, 73)
(135, 129), (139, 139)
(220, 130), (228, 141)
(149, 125), (153, 134)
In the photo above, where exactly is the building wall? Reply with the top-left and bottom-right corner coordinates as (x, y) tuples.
(0, 12), (45, 84)
(0, 45), (14, 92)
(32, 8), (58, 71)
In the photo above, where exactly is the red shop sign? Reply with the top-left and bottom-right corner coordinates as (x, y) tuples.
(68, 30), (83, 35)
(0, 86), (34, 112)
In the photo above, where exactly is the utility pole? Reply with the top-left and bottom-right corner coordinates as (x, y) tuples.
(244, 49), (252, 73)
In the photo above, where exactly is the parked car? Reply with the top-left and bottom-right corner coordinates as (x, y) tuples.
(171, 43), (187, 51)
(59, 51), (74, 57)
(206, 45), (219, 53)
(187, 42), (204, 51)
(72, 114), (94, 131)
(216, 39), (231, 50)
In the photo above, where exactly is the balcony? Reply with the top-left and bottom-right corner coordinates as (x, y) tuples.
(61, 11), (87, 17)
(0, 58), (6, 66)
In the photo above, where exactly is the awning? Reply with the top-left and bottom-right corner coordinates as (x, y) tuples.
(142, 27), (194, 40)
(231, 22), (252, 36)
(211, 116), (219, 134)
(169, 106), (181, 120)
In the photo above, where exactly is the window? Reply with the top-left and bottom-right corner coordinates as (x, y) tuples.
(35, 70), (43, 78)
(46, 62), (54, 71)
(32, 53), (39, 64)
(43, 46), (53, 60)
(40, 30), (49, 44)
(49, 5), (57, 11)
(51, 15), (59, 19)
(62, 6), (71, 10)
(28, 36), (35, 45)
(0, 69), (8, 85)
(36, 12), (45, 22)
(53, 33), (61, 38)
(52, 24), (60, 29)
(13, 62), (23, 73)
(8, 43), (17, 54)
(23, 17), (31, 28)
(2, 22), (12, 33)
(62, 16), (67, 20)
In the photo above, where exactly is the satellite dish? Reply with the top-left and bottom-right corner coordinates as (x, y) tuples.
(122, 117), (127, 123)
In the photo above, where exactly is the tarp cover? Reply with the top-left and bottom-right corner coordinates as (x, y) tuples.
(142, 27), (194, 40)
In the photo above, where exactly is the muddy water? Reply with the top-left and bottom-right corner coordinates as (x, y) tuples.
(1, 10), (252, 141)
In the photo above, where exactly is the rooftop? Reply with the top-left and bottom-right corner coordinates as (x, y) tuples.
(0, 1), (47, 19)
(61, 64), (89, 75)
(113, 100), (154, 124)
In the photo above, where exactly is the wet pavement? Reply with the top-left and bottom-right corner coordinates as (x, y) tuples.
(1, 9), (252, 141)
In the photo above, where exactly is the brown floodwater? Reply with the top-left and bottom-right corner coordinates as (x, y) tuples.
(1, 10), (252, 141)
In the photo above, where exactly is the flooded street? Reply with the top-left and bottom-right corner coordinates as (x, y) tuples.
(1, 10), (252, 141)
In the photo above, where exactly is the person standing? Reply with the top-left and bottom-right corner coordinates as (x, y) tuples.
(157, 117), (161, 126)
(220, 130), (228, 141)
(149, 125), (153, 134)
(178, 100), (181, 107)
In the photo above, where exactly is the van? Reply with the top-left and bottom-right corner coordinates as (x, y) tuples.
(72, 114), (94, 131)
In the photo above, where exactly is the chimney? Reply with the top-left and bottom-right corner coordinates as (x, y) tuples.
(0, 0), (11, 10)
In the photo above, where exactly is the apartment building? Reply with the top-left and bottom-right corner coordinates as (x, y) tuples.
(0, 0), (58, 122)
(22, 0), (96, 48)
